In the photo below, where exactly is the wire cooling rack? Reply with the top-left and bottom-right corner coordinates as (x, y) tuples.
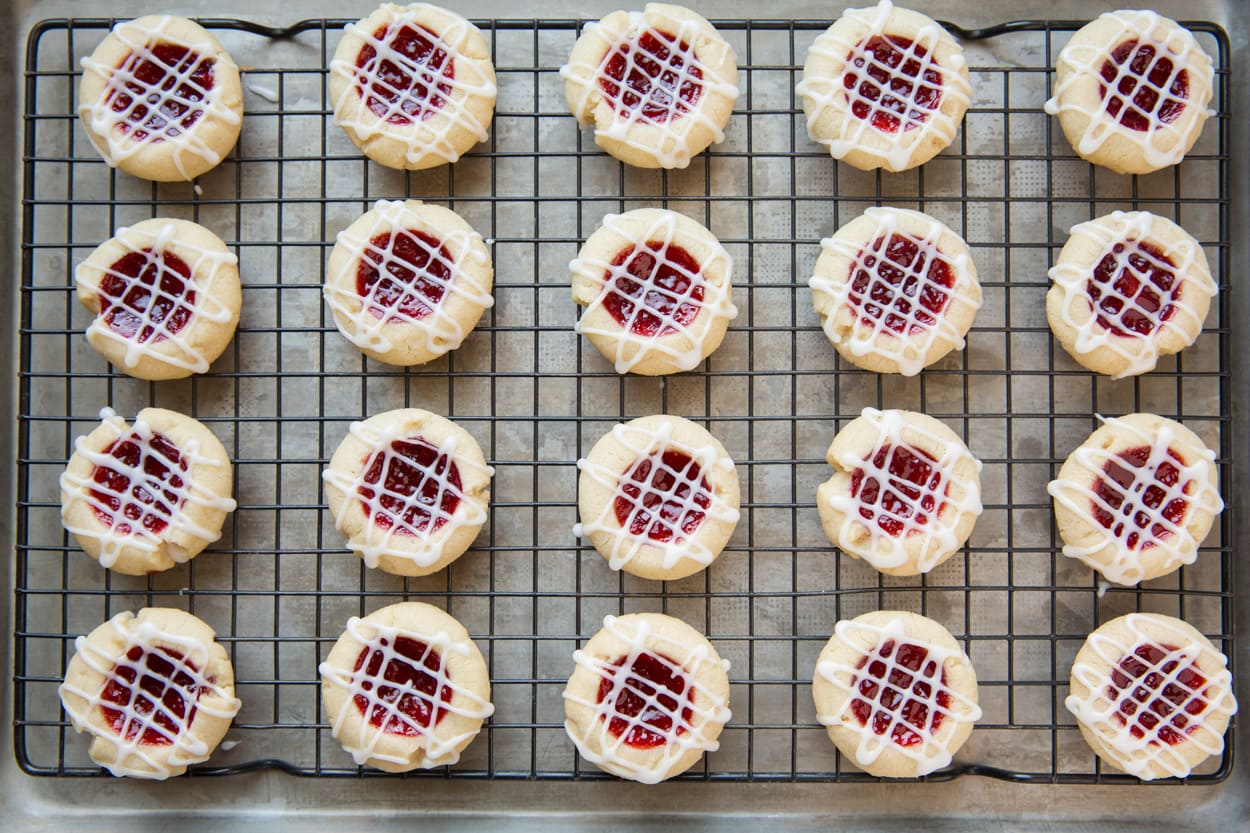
(14, 15), (1233, 784)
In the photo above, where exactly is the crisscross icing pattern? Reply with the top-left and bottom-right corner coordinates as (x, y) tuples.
(1044, 10), (1211, 170)
(79, 16), (240, 180)
(319, 617), (494, 768)
(572, 211), (736, 373)
(817, 617), (981, 775)
(58, 613), (241, 779)
(824, 408), (982, 573)
(59, 408), (237, 569)
(1066, 614), (1236, 779)
(575, 418), (739, 572)
(1048, 211), (1216, 378)
(325, 200), (493, 357)
(564, 615), (731, 784)
(1046, 415), (1223, 585)
(330, 4), (496, 166)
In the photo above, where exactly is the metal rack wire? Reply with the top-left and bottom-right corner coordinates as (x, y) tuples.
(14, 15), (1233, 784)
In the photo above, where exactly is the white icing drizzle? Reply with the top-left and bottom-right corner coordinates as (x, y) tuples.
(318, 616), (494, 768)
(322, 417), (492, 570)
(823, 407), (982, 573)
(330, 4), (497, 167)
(1046, 414), (1223, 585)
(816, 616), (981, 775)
(325, 199), (493, 357)
(809, 207), (979, 376)
(795, 0), (969, 172)
(79, 16), (241, 180)
(1065, 613), (1236, 779)
(1043, 11), (1210, 170)
(1048, 211), (1216, 379)
(245, 82), (279, 103)
(572, 211), (737, 374)
(560, 9), (740, 169)
(564, 614), (731, 784)
(574, 418), (739, 573)
(76, 221), (238, 375)
(60, 407), (237, 569)
(58, 611), (241, 779)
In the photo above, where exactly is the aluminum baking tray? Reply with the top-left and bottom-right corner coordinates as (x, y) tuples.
(3, 0), (1247, 829)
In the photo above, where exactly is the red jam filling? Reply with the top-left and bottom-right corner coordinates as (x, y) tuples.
(99, 644), (201, 745)
(850, 639), (950, 747)
(1107, 642), (1208, 745)
(99, 249), (196, 344)
(850, 443), (946, 537)
(88, 431), (187, 537)
(356, 23), (454, 124)
(599, 29), (703, 123)
(1087, 240), (1179, 338)
(596, 651), (693, 749)
(358, 438), (461, 536)
(1098, 39), (1188, 132)
(849, 233), (954, 335)
(352, 636), (451, 734)
(602, 242), (704, 336)
(613, 449), (711, 543)
(1092, 444), (1189, 551)
(357, 231), (451, 322)
(843, 35), (943, 134)
(109, 44), (215, 141)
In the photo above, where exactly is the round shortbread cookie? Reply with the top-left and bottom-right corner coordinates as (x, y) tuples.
(1047, 413), (1222, 586)
(575, 414), (741, 581)
(1046, 211), (1216, 379)
(1065, 613), (1236, 780)
(323, 408), (492, 577)
(325, 199), (494, 366)
(75, 218), (241, 381)
(817, 408), (982, 576)
(1044, 10), (1214, 175)
(796, 1), (971, 173)
(561, 3), (739, 169)
(320, 602), (493, 772)
(809, 207), (981, 376)
(572, 208), (737, 375)
(812, 610), (981, 778)
(330, 3), (497, 170)
(563, 612), (731, 783)
(59, 607), (241, 779)
(60, 407), (236, 576)
(79, 15), (243, 181)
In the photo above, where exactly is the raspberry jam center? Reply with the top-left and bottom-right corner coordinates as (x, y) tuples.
(596, 651), (693, 749)
(1098, 39), (1189, 133)
(1107, 642), (1208, 746)
(850, 639), (950, 747)
(849, 233), (955, 335)
(99, 644), (201, 746)
(1091, 444), (1190, 551)
(108, 44), (215, 142)
(356, 231), (451, 322)
(602, 242), (704, 336)
(843, 35), (943, 134)
(99, 248), (196, 344)
(88, 430), (187, 538)
(1087, 239), (1179, 337)
(352, 636), (451, 735)
(358, 438), (462, 536)
(599, 29), (703, 123)
(356, 23), (454, 125)
(613, 449), (711, 543)
(850, 443), (946, 538)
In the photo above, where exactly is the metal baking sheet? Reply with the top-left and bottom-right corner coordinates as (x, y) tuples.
(3, 0), (1246, 829)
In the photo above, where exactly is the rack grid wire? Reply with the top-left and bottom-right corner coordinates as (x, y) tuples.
(13, 14), (1233, 784)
